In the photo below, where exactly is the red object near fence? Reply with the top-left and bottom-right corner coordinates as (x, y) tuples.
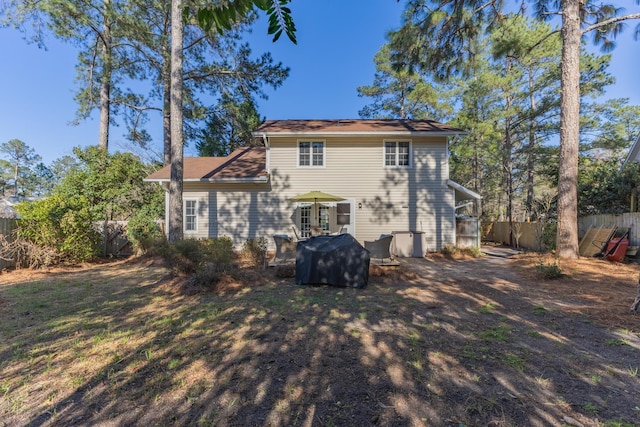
(606, 237), (629, 262)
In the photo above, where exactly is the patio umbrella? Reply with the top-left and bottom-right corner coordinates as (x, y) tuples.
(289, 190), (345, 225)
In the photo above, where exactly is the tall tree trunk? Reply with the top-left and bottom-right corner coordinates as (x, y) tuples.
(472, 94), (483, 218)
(557, 0), (581, 259)
(163, 50), (172, 167)
(162, 11), (172, 167)
(13, 161), (19, 197)
(168, 0), (184, 242)
(504, 112), (513, 246)
(473, 135), (483, 217)
(526, 68), (537, 219)
(503, 58), (514, 246)
(98, 0), (112, 151)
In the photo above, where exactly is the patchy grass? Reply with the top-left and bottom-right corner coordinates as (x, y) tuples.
(535, 261), (563, 279)
(0, 254), (639, 426)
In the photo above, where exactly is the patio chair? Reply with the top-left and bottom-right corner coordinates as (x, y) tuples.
(273, 234), (297, 262)
(329, 226), (347, 236)
(291, 225), (304, 241)
(364, 234), (394, 265)
(311, 226), (325, 236)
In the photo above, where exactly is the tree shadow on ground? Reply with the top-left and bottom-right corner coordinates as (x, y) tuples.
(1, 254), (639, 426)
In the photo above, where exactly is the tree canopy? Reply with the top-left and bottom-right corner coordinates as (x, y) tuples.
(16, 146), (163, 261)
(387, 0), (640, 258)
(0, 139), (41, 197)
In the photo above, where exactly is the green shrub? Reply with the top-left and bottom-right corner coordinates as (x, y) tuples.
(440, 245), (482, 258)
(127, 205), (164, 254)
(166, 239), (203, 274)
(242, 237), (268, 267)
(536, 262), (563, 279)
(13, 147), (164, 263)
(440, 244), (459, 256)
(201, 237), (234, 265)
(163, 237), (235, 275)
(16, 194), (101, 262)
(188, 262), (229, 289)
(465, 246), (482, 257)
(542, 222), (557, 251)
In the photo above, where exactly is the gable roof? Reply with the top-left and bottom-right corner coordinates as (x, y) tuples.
(253, 119), (466, 136)
(144, 146), (267, 183)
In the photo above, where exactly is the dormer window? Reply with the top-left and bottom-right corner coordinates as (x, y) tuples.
(298, 141), (324, 167)
(384, 141), (411, 167)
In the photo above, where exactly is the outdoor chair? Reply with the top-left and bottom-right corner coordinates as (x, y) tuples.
(311, 226), (326, 236)
(364, 234), (394, 264)
(329, 226), (347, 236)
(273, 234), (297, 262)
(291, 226), (305, 241)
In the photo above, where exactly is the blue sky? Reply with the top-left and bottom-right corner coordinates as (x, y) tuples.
(0, 0), (638, 165)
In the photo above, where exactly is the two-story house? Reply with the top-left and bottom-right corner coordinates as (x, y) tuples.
(145, 119), (480, 255)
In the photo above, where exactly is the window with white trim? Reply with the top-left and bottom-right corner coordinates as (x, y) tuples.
(384, 141), (411, 167)
(184, 199), (197, 232)
(298, 141), (325, 166)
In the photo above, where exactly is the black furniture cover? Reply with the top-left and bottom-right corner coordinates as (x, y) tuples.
(296, 234), (370, 288)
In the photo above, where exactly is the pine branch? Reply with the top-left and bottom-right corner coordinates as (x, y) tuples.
(581, 13), (640, 35)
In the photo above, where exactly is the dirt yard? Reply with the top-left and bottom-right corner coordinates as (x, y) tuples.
(1, 248), (639, 426)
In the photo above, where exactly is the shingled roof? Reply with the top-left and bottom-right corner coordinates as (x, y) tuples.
(253, 119), (465, 135)
(145, 146), (267, 182)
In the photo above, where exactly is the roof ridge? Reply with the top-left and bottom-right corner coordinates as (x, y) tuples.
(255, 119), (465, 134)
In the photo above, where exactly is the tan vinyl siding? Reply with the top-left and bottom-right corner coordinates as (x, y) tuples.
(268, 136), (455, 251)
(178, 135), (455, 252)
(181, 183), (284, 247)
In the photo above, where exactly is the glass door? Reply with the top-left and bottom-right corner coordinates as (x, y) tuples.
(319, 205), (329, 232)
(336, 201), (355, 235)
(300, 205), (311, 237)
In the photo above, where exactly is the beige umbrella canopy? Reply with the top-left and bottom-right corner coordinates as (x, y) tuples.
(289, 190), (345, 225)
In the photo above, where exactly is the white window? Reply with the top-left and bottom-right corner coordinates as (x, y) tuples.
(298, 141), (325, 167)
(384, 141), (411, 167)
(184, 199), (197, 232)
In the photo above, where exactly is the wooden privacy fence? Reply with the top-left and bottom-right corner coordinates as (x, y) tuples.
(484, 221), (543, 250)
(100, 221), (134, 257)
(578, 213), (640, 248)
(456, 217), (481, 248)
(0, 218), (17, 238)
(486, 212), (640, 252)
